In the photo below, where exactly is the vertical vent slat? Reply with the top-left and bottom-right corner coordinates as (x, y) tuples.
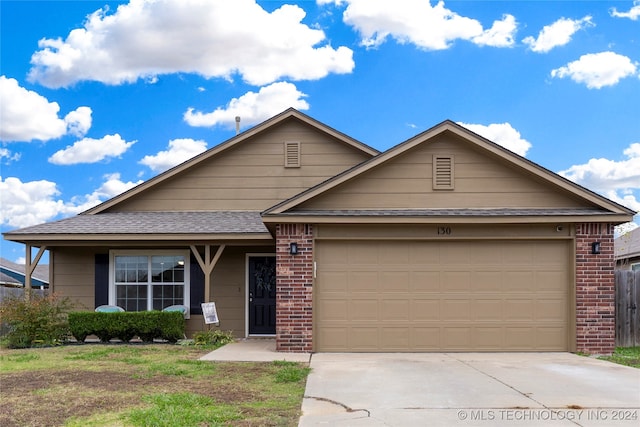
(284, 141), (301, 168)
(433, 155), (454, 190)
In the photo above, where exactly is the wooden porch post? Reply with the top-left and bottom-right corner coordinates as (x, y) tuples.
(190, 244), (225, 303)
(24, 244), (47, 301)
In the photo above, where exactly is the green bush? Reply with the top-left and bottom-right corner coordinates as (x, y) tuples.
(193, 329), (234, 347)
(68, 311), (185, 343)
(0, 291), (73, 348)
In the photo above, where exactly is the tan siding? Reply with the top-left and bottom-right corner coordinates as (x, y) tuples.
(52, 248), (97, 311)
(299, 134), (593, 210)
(110, 120), (371, 212)
(209, 247), (248, 336)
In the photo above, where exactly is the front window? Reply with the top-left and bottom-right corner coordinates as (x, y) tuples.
(110, 251), (189, 314)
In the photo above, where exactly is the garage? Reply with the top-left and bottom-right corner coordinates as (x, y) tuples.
(315, 239), (571, 352)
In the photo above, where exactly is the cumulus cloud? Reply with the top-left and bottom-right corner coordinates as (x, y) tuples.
(321, 0), (517, 50)
(0, 148), (21, 164)
(184, 82), (309, 128)
(559, 142), (640, 214)
(457, 122), (532, 156)
(27, 0), (354, 88)
(0, 76), (92, 142)
(48, 134), (136, 165)
(139, 138), (208, 172)
(610, 1), (640, 20)
(523, 16), (593, 53)
(0, 174), (142, 228)
(550, 51), (638, 89)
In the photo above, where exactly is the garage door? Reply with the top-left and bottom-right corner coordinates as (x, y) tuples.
(315, 240), (570, 352)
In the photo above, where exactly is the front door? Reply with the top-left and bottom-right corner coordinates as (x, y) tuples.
(248, 256), (276, 335)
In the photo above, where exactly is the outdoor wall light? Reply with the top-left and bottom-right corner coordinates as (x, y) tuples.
(591, 241), (601, 255)
(289, 242), (299, 255)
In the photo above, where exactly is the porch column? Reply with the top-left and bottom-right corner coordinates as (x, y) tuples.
(575, 223), (615, 355)
(275, 224), (313, 352)
(24, 244), (47, 300)
(190, 244), (225, 303)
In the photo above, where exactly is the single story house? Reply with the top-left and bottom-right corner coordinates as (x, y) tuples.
(4, 109), (635, 354)
(615, 227), (640, 271)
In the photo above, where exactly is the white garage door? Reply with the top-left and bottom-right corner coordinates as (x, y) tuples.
(315, 240), (570, 352)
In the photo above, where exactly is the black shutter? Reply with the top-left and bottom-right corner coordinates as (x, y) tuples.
(95, 254), (109, 308)
(190, 253), (204, 315)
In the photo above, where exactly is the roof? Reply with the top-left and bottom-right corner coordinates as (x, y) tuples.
(615, 227), (640, 260)
(0, 257), (49, 286)
(84, 108), (379, 215)
(263, 120), (636, 221)
(4, 211), (270, 242)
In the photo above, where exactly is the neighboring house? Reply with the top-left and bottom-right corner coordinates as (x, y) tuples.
(3, 109), (635, 354)
(615, 227), (640, 271)
(0, 257), (49, 288)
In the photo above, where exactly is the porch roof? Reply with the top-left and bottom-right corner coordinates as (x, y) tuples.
(3, 211), (271, 243)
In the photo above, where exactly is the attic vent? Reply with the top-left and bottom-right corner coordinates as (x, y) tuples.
(284, 141), (301, 168)
(433, 155), (454, 190)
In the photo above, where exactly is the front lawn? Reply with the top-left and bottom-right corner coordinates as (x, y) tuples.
(598, 347), (640, 368)
(0, 344), (310, 426)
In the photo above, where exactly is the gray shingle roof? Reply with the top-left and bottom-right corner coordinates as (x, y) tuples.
(615, 227), (640, 259)
(5, 211), (268, 235)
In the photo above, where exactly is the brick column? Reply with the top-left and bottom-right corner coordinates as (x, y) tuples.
(575, 223), (615, 354)
(275, 224), (313, 352)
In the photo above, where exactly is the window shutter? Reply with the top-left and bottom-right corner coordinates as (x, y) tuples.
(284, 141), (301, 168)
(95, 254), (109, 307)
(433, 155), (454, 190)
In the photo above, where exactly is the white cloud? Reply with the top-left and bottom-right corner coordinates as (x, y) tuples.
(472, 14), (518, 48)
(0, 148), (21, 164)
(0, 174), (142, 228)
(184, 82), (309, 128)
(559, 142), (640, 214)
(550, 51), (638, 89)
(48, 134), (136, 165)
(139, 138), (208, 172)
(321, 0), (517, 50)
(611, 1), (640, 20)
(0, 76), (92, 142)
(68, 173), (143, 212)
(27, 0), (354, 88)
(457, 122), (532, 156)
(523, 16), (593, 53)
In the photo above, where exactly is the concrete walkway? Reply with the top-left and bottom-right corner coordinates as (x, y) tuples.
(199, 338), (310, 362)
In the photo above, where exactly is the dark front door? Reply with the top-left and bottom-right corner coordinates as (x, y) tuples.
(248, 256), (276, 335)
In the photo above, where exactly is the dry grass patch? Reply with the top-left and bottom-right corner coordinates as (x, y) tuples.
(0, 344), (309, 426)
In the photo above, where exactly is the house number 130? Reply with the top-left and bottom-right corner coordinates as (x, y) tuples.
(437, 226), (452, 235)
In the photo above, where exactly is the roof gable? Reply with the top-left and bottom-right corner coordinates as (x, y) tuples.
(263, 120), (635, 221)
(86, 108), (378, 214)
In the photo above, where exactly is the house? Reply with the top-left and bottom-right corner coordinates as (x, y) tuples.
(0, 257), (49, 288)
(615, 227), (640, 271)
(3, 109), (635, 354)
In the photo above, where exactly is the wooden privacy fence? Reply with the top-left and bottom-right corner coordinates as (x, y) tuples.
(615, 270), (640, 347)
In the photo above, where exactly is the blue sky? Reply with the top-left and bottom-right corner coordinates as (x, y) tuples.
(1, 0), (639, 264)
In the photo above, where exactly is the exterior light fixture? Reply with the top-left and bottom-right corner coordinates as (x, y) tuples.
(289, 242), (298, 255)
(591, 242), (601, 255)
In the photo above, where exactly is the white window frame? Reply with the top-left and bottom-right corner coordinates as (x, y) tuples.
(109, 249), (190, 318)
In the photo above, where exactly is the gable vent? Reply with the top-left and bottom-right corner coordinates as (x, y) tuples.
(284, 141), (301, 168)
(433, 155), (454, 190)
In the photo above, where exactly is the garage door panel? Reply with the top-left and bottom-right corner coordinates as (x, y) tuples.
(315, 240), (569, 352)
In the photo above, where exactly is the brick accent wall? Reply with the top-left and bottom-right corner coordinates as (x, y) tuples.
(575, 223), (615, 354)
(275, 224), (313, 352)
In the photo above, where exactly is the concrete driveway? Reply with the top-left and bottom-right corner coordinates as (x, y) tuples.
(299, 353), (640, 426)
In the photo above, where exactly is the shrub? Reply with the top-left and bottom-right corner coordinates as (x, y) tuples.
(68, 311), (185, 343)
(0, 291), (73, 348)
(193, 329), (234, 347)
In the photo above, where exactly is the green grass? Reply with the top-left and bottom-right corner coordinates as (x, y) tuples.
(0, 344), (310, 426)
(598, 347), (640, 368)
